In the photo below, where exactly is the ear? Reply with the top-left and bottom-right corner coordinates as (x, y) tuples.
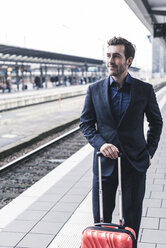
(127, 57), (133, 67)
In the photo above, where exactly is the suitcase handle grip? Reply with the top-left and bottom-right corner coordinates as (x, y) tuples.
(94, 223), (125, 229)
(97, 151), (122, 157)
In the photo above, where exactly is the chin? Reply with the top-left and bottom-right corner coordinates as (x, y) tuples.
(109, 71), (117, 76)
(108, 68), (117, 74)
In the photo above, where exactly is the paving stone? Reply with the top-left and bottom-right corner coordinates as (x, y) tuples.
(151, 192), (166, 199)
(37, 193), (62, 202)
(157, 164), (166, 169)
(147, 207), (166, 218)
(16, 233), (54, 248)
(160, 219), (166, 230)
(30, 221), (64, 235)
(138, 243), (156, 248)
(146, 184), (164, 192)
(154, 179), (166, 185)
(143, 198), (161, 208)
(67, 187), (91, 195)
(137, 228), (142, 242)
(3, 220), (36, 233)
(156, 164), (166, 169)
(74, 181), (92, 189)
(73, 179), (92, 188)
(157, 169), (166, 173)
(66, 212), (93, 225)
(51, 202), (80, 212)
(48, 232), (82, 248)
(0, 246), (13, 248)
(0, 232), (25, 246)
(28, 201), (55, 211)
(45, 187), (70, 195)
(144, 191), (151, 199)
(147, 173), (165, 179)
(147, 168), (157, 173)
(140, 217), (159, 229)
(146, 178), (154, 184)
(79, 173), (92, 182)
(162, 200), (166, 207)
(72, 165), (90, 172)
(66, 170), (84, 178)
(142, 207), (148, 217)
(141, 229), (166, 244)
(16, 210), (46, 221)
(53, 180), (75, 189)
(41, 211), (71, 223)
(60, 194), (86, 203)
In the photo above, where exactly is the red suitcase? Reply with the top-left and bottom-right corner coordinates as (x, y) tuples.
(81, 152), (136, 248)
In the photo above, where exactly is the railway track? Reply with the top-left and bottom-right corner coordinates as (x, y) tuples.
(0, 127), (88, 209)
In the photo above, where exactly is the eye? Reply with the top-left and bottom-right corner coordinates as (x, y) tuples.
(113, 54), (121, 58)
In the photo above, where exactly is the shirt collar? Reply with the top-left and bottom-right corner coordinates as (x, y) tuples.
(110, 73), (132, 87)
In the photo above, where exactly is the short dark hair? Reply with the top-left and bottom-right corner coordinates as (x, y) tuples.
(107, 36), (135, 60)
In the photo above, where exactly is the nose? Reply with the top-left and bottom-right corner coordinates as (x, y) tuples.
(108, 55), (114, 64)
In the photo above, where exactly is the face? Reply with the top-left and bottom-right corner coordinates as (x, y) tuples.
(106, 45), (133, 77)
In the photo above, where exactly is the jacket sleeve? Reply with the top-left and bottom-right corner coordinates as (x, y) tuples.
(80, 86), (106, 151)
(145, 85), (163, 157)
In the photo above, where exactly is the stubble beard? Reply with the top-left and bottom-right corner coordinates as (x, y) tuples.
(108, 63), (127, 77)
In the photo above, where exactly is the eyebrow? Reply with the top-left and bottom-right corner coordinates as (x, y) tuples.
(106, 52), (122, 56)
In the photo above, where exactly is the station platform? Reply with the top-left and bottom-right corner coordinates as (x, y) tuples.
(0, 85), (166, 248)
(0, 85), (88, 156)
(0, 84), (88, 112)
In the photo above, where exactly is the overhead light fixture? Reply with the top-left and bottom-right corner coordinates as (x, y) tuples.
(153, 23), (166, 37)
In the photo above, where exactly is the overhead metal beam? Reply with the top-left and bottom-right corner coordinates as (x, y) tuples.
(142, 0), (157, 23)
(0, 44), (104, 69)
(150, 10), (166, 16)
(124, 0), (166, 48)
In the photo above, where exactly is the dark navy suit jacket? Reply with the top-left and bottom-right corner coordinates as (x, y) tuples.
(80, 75), (163, 176)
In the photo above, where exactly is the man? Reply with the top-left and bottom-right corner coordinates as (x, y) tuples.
(80, 37), (163, 244)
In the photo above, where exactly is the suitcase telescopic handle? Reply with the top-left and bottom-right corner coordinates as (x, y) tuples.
(97, 151), (122, 157)
(94, 223), (125, 229)
(97, 151), (124, 225)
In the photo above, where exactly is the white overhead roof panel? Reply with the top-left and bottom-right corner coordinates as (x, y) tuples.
(124, 0), (166, 47)
(124, 0), (153, 32)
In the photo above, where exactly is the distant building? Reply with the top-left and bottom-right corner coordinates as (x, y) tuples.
(129, 66), (140, 78)
(152, 38), (166, 76)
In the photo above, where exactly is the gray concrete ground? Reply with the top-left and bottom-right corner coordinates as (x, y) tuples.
(137, 106), (166, 247)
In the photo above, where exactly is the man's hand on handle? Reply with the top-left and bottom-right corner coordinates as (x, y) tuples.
(100, 143), (119, 159)
(100, 144), (152, 166)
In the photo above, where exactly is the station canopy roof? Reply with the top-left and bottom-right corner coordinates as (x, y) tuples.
(0, 44), (103, 67)
(124, 0), (166, 47)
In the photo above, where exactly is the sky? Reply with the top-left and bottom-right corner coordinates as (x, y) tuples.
(0, 0), (152, 70)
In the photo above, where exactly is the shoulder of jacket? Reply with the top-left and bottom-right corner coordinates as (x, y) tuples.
(133, 77), (152, 87)
(133, 77), (153, 91)
(88, 78), (108, 89)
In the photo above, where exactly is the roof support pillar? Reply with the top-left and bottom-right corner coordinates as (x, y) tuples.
(44, 65), (48, 88)
(40, 65), (43, 88)
(61, 64), (64, 86)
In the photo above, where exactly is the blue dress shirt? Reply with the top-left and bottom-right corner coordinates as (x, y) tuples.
(109, 73), (131, 124)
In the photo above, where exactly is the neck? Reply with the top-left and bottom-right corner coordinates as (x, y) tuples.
(112, 71), (128, 88)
